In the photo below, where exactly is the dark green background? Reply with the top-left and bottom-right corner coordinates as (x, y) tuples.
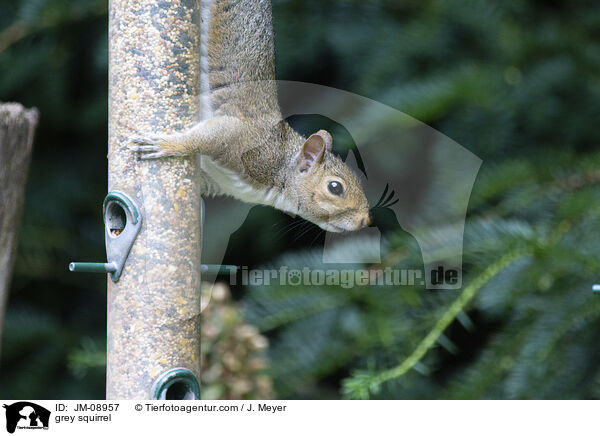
(1, 0), (600, 399)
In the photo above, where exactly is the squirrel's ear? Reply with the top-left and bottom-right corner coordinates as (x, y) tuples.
(314, 129), (333, 151)
(298, 131), (329, 172)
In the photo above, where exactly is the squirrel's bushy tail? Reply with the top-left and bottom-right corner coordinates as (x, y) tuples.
(201, 0), (279, 118)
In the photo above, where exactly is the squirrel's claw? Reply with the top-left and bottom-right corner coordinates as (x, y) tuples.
(130, 134), (162, 145)
(129, 144), (159, 152)
(139, 150), (167, 159)
(129, 135), (187, 159)
(129, 143), (165, 159)
(129, 135), (166, 159)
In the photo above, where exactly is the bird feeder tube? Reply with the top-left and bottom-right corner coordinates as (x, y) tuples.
(107, 0), (203, 399)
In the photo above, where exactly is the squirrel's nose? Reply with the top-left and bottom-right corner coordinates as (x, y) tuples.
(360, 213), (372, 229)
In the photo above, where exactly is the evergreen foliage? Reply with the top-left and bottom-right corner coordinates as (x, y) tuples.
(244, 151), (600, 399)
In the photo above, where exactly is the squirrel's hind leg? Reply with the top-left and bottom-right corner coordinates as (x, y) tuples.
(130, 116), (242, 159)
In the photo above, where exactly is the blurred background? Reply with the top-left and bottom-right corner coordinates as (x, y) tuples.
(1, 0), (600, 399)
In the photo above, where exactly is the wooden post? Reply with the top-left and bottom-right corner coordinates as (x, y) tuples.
(107, 0), (202, 399)
(0, 103), (38, 358)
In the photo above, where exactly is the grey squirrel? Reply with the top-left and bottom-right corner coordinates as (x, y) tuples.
(130, 0), (371, 232)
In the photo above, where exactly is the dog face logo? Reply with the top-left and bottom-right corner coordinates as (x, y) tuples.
(2, 402), (50, 434)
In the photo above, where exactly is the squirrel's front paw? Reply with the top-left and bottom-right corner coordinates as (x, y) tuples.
(129, 134), (168, 159)
(129, 134), (184, 159)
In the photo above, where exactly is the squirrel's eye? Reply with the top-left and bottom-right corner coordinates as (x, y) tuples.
(327, 180), (344, 197)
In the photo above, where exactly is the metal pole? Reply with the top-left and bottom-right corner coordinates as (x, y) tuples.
(107, 0), (202, 399)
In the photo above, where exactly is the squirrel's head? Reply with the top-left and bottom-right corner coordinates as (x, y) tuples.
(293, 130), (371, 232)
